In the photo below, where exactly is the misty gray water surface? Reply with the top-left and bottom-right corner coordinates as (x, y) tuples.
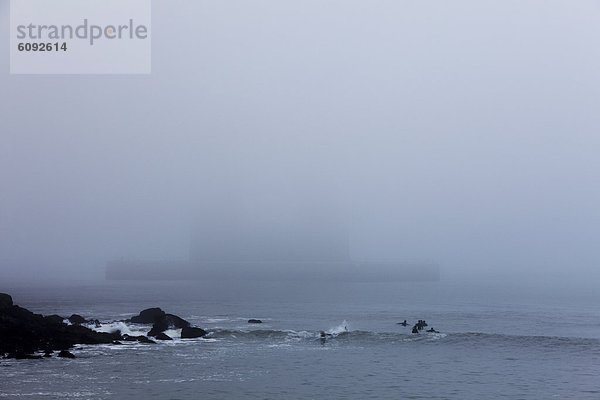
(1, 281), (599, 399)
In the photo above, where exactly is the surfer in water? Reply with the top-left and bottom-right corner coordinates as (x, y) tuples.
(426, 327), (439, 333)
(416, 320), (428, 330)
(398, 320), (408, 326)
(320, 331), (331, 345)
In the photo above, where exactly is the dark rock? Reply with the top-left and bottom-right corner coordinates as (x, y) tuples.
(0, 295), (198, 359)
(44, 315), (65, 325)
(130, 308), (191, 338)
(0, 297), (121, 358)
(0, 293), (13, 308)
(148, 319), (169, 337)
(121, 334), (155, 344)
(154, 332), (173, 341)
(248, 319), (263, 324)
(57, 350), (75, 359)
(130, 308), (166, 324)
(166, 313), (190, 329)
(147, 313), (190, 336)
(137, 336), (156, 344)
(111, 330), (122, 337)
(68, 314), (86, 325)
(129, 308), (191, 342)
(130, 308), (189, 325)
(181, 326), (207, 339)
(63, 324), (122, 345)
(121, 334), (137, 342)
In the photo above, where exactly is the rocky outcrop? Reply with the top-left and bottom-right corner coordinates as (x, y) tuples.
(166, 313), (190, 329)
(0, 293), (13, 308)
(44, 315), (64, 325)
(68, 314), (87, 325)
(137, 310), (205, 339)
(122, 334), (156, 344)
(181, 326), (207, 339)
(148, 319), (169, 337)
(0, 293), (156, 359)
(130, 308), (165, 324)
(57, 350), (76, 358)
(0, 294), (209, 359)
(0, 300), (120, 358)
(130, 307), (192, 337)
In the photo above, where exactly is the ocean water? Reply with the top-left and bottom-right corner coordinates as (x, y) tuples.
(1, 280), (600, 399)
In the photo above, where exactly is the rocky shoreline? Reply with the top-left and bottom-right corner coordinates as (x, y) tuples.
(0, 293), (207, 359)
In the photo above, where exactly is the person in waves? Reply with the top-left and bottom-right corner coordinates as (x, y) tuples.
(426, 327), (439, 333)
(416, 320), (428, 331)
(320, 331), (328, 345)
(412, 325), (419, 334)
(398, 320), (408, 326)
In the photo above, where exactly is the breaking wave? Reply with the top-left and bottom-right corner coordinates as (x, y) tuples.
(205, 328), (600, 351)
(90, 321), (149, 337)
(205, 327), (446, 343)
(86, 321), (600, 352)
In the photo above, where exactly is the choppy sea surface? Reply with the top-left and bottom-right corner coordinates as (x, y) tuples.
(1, 280), (600, 399)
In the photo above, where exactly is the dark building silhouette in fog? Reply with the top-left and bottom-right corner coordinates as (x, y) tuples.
(106, 206), (439, 282)
(189, 215), (351, 264)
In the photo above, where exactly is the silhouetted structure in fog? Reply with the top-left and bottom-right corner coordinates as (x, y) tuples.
(106, 207), (439, 282)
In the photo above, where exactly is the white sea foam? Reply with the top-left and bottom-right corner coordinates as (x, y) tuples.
(91, 321), (148, 337)
(282, 330), (314, 340)
(205, 318), (230, 323)
(199, 338), (219, 343)
(164, 328), (182, 339)
(426, 332), (447, 340)
(327, 320), (350, 336)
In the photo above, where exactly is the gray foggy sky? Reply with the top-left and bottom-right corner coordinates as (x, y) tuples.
(1, 0), (599, 283)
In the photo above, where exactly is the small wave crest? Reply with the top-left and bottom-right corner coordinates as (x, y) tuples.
(83, 321), (597, 350)
(327, 320), (349, 336)
(90, 321), (149, 337)
(443, 332), (600, 351)
(206, 325), (445, 344)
